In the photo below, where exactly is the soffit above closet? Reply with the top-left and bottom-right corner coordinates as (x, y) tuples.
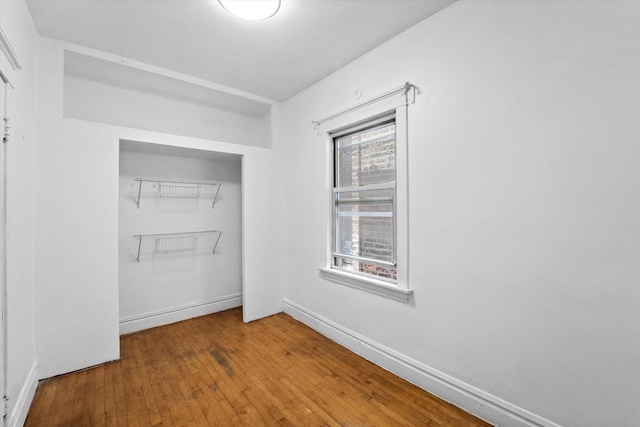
(65, 51), (270, 118)
(25, 0), (456, 101)
(65, 51), (271, 147)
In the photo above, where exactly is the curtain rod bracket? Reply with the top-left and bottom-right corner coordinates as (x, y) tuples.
(312, 82), (416, 134)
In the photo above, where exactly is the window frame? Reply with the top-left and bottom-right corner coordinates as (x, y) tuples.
(318, 102), (412, 303)
(331, 116), (398, 283)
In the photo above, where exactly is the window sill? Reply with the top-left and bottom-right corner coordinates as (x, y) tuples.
(318, 268), (413, 303)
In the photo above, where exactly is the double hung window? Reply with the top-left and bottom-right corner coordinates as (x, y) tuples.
(317, 83), (414, 302)
(332, 115), (397, 282)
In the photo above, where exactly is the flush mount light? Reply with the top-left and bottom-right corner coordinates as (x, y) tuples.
(218, 0), (281, 20)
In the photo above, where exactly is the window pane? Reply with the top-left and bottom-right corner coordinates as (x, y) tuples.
(335, 189), (394, 264)
(334, 257), (397, 281)
(336, 122), (395, 188)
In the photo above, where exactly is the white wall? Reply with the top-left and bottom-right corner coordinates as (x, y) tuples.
(35, 38), (285, 379)
(64, 51), (271, 148)
(0, 0), (40, 425)
(277, 1), (640, 426)
(119, 149), (242, 333)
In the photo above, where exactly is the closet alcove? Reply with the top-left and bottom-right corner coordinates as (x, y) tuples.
(63, 49), (271, 336)
(118, 140), (243, 334)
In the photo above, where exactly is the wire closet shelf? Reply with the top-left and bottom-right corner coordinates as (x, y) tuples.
(133, 230), (222, 263)
(133, 177), (222, 208)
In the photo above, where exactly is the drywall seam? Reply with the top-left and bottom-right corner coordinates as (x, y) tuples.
(283, 298), (563, 427)
(7, 361), (38, 427)
(119, 293), (242, 335)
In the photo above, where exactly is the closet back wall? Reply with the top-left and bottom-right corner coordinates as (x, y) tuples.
(119, 146), (242, 334)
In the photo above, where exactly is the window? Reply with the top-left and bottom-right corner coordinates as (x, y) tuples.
(331, 116), (397, 282)
(316, 83), (413, 302)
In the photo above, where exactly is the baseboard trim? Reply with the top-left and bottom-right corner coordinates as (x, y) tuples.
(8, 361), (38, 427)
(120, 294), (242, 335)
(283, 298), (562, 427)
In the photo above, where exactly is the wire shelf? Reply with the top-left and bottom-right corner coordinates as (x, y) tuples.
(159, 182), (199, 199)
(133, 230), (222, 262)
(134, 178), (221, 208)
(155, 234), (195, 254)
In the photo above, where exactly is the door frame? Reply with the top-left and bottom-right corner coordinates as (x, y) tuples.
(0, 21), (22, 423)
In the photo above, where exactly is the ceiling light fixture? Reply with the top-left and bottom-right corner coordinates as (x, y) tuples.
(218, 0), (281, 21)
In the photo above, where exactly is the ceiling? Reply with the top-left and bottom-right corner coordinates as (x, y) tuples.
(26, 0), (456, 102)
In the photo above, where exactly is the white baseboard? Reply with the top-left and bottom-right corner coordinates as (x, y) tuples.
(8, 361), (39, 427)
(120, 294), (242, 335)
(283, 298), (562, 427)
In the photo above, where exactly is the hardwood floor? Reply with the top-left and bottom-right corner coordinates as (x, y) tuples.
(25, 308), (491, 426)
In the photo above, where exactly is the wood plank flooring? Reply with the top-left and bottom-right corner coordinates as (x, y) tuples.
(25, 308), (491, 426)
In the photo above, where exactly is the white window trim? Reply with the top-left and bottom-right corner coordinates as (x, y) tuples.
(318, 92), (412, 302)
(318, 267), (412, 302)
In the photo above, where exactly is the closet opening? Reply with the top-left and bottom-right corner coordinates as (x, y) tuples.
(118, 140), (243, 335)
